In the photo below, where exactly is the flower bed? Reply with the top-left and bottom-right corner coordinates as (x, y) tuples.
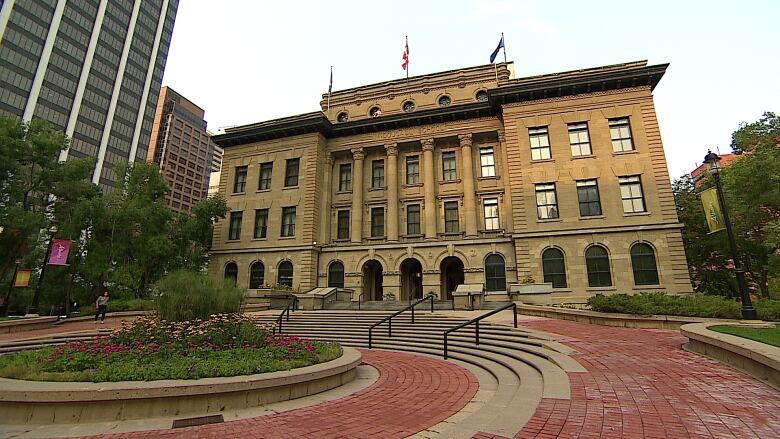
(0, 314), (341, 382)
(587, 292), (780, 321)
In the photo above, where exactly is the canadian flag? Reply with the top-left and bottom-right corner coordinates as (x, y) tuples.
(401, 37), (409, 70)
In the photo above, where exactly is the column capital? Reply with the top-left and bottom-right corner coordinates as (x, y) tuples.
(458, 134), (473, 148)
(325, 152), (334, 165)
(385, 143), (399, 156)
(497, 130), (505, 143)
(351, 148), (365, 160)
(421, 138), (434, 151)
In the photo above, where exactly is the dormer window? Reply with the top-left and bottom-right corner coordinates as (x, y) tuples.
(438, 95), (451, 107)
(369, 106), (382, 118)
(403, 101), (416, 112)
(337, 112), (349, 122)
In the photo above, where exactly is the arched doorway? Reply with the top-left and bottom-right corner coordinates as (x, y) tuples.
(362, 260), (383, 301)
(440, 256), (464, 300)
(399, 258), (423, 302)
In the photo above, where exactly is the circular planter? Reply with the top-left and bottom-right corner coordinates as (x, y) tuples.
(0, 347), (360, 425)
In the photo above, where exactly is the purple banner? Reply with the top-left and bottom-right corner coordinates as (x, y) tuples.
(48, 239), (71, 265)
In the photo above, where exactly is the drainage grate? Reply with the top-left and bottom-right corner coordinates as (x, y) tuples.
(172, 414), (224, 429)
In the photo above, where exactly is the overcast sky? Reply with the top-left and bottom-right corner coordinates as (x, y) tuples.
(161, 0), (779, 180)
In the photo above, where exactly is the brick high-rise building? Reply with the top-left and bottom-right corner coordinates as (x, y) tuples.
(147, 86), (216, 212)
(210, 61), (694, 303)
(0, 0), (179, 191)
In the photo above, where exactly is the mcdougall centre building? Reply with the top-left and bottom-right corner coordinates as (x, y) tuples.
(210, 61), (693, 304)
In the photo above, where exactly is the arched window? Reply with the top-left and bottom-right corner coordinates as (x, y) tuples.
(328, 261), (345, 288)
(485, 254), (506, 291)
(542, 248), (567, 288)
(631, 243), (659, 285)
(249, 262), (264, 289)
(224, 262), (238, 285)
(278, 260), (293, 287)
(585, 245), (612, 287)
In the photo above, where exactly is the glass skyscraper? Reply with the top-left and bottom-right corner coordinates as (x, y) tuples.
(0, 0), (179, 190)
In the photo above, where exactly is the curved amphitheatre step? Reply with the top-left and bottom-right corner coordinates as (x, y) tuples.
(253, 310), (581, 438)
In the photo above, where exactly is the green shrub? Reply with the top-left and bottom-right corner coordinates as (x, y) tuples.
(77, 298), (155, 315)
(585, 292), (780, 320)
(154, 270), (245, 321)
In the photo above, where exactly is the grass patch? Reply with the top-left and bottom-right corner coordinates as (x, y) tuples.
(587, 292), (780, 321)
(710, 325), (780, 348)
(0, 314), (341, 382)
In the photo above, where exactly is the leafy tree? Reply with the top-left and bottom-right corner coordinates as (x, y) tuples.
(169, 194), (229, 271)
(731, 112), (780, 154)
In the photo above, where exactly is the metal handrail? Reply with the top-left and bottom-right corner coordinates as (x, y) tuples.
(273, 295), (299, 335)
(443, 302), (517, 359)
(357, 293), (363, 310)
(368, 294), (435, 349)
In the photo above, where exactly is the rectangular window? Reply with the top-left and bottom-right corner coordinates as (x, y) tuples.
(372, 159), (385, 188)
(444, 201), (459, 233)
(406, 155), (420, 184)
(406, 204), (421, 235)
(619, 175), (646, 213)
(233, 166), (247, 193)
(442, 151), (457, 181)
(568, 122), (592, 156)
(258, 162), (273, 190)
(228, 211), (242, 240)
(576, 179), (602, 217)
(535, 183), (559, 219)
(529, 127), (551, 160)
(284, 158), (299, 187)
(371, 207), (384, 237)
(337, 210), (350, 240)
(281, 206), (296, 237)
(609, 118), (634, 152)
(339, 163), (352, 191)
(253, 208), (268, 238)
(483, 198), (500, 230)
(480, 147), (496, 177)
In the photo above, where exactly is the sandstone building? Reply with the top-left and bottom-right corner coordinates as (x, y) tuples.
(210, 61), (693, 304)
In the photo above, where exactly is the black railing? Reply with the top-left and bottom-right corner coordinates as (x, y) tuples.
(357, 293), (363, 310)
(273, 295), (299, 335)
(368, 294), (435, 349)
(443, 302), (517, 359)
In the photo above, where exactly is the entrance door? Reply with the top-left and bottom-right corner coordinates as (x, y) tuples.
(362, 260), (383, 301)
(440, 256), (465, 300)
(399, 258), (423, 302)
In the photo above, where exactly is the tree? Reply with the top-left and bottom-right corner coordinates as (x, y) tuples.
(169, 194), (229, 271)
(731, 112), (780, 154)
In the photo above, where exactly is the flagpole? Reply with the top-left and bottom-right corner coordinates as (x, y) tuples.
(405, 35), (409, 86)
(494, 63), (498, 85)
(501, 32), (507, 63)
(327, 66), (332, 112)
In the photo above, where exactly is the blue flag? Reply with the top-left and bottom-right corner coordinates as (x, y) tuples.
(490, 35), (504, 63)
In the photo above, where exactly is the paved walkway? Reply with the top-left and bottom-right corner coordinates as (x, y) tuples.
(0, 320), (120, 342)
(476, 318), (780, 439)
(77, 349), (478, 439)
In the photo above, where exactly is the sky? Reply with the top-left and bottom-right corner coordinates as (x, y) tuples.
(161, 0), (779, 180)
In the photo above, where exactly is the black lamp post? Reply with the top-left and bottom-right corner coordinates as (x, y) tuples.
(28, 224), (58, 316)
(3, 260), (21, 317)
(703, 150), (758, 320)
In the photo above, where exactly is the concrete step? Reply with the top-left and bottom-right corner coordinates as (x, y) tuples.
(324, 300), (454, 311)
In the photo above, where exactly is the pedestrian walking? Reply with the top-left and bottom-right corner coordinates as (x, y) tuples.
(94, 291), (109, 323)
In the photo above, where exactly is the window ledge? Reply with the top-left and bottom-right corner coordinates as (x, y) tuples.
(440, 232), (464, 237)
(612, 150), (638, 156)
(571, 154), (596, 160)
(478, 175), (500, 181)
(226, 239), (241, 243)
(632, 285), (664, 290)
(402, 183), (423, 188)
(401, 234), (424, 239)
(336, 190), (352, 195)
(256, 189), (271, 193)
(279, 236), (296, 240)
(623, 211), (651, 217)
(586, 286), (616, 292)
(479, 229), (504, 234)
(283, 185), (299, 190)
(439, 178), (461, 185)
(251, 237), (267, 241)
(333, 238), (350, 243)
(231, 192), (246, 196)
(530, 158), (555, 164)
(368, 186), (386, 192)
(579, 215), (605, 220)
(367, 236), (386, 241)
(537, 218), (562, 223)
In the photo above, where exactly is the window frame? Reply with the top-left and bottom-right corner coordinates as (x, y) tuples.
(585, 245), (612, 287)
(535, 183), (559, 220)
(233, 165), (247, 193)
(442, 151), (457, 181)
(619, 175), (646, 213)
(277, 260), (293, 287)
(406, 204), (421, 235)
(576, 179), (602, 217)
(406, 155), (420, 184)
(224, 262), (238, 284)
(281, 206), (296, 237)
(480, 147), (496, 177)
(483, 198), (500, 230)
(336, 210), (350, 240)
(631, 243), (660, 286)
(253, 208), (268, 239)
(339, 163), (352, 191)
(372, 159), (385, 188)
(529, 126), (552, 161)
(228, 211), (243, 240)
(568, 122), (592, 157)
(249, 262), (265, 289)
(444, 201), (459, 233)
(542, 247), (567, 288)
(609, 117), (635, 152)
(327, 261), (345, 288)
(258, 162), (273, 190)
(370, 206), (384, 237)
(284, 158), (300, 187)
(484, 254), (507, 291)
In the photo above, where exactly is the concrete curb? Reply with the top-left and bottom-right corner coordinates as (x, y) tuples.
(0, 347), (360, 424)
(681, 322), (780, 390)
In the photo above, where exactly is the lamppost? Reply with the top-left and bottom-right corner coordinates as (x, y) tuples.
(703, 151), (758, 320)
(28, 224), (58, 316)
(2, 259), (20, 317)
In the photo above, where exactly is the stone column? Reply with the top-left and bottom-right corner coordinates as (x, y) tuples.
(350, 148), (364, 243)
(459, 134), (478, 237)
(497, 130), (514, 233)
(386, 143), (399, 241)
(421, 138), (437, 239)
(319, 153), (333, 244)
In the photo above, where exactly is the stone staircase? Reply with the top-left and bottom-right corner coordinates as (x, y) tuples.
(324, 300), (454, 311)
(252, 310), (584, 438)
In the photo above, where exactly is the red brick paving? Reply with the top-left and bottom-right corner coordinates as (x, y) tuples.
(78, 349), (478, 439)
(0, 320), (121, 341)
(483, 319), (780, 439)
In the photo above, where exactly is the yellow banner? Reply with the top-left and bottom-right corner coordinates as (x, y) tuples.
(700, 187), (726, 233)
(14, 269), (31, 287)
